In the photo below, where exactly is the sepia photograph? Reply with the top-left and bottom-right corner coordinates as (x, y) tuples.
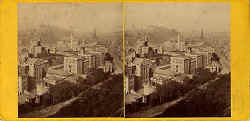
(18, 3), (124, 117)
(124, 3), (231, 117)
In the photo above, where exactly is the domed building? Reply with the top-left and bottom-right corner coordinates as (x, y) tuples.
(136, 35), (155, 58)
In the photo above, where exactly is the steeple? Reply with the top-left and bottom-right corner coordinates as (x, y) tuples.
(143, 34), (149, 46)
(93, 28), (97, 40)
(201, 28), (204, 40)
(177, 32), (182, 50)
(70, 32), (74, 50)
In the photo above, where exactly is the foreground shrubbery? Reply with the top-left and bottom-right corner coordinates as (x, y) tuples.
(156, 73), (231, 117)
(49, 74), (123, 117)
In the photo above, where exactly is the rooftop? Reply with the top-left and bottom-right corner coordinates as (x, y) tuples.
(171, 55), (191, 60)
(125, 92), (143, 104)
(154, 65), (174, 78)
(25, 58), (48, 65)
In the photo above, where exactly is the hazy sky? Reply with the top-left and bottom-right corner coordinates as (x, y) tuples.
(19, 3), (230, 34)
(126, 3), (230, 33)
(18, 3), (122, 33)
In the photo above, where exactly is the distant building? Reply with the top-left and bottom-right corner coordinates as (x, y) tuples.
(185, 48), (203, 71)
(136, 35), (154, 58)
(170, 55), (191, 74)
(104, 60), (113, 73)
(177, 32), (186, 51)
(82, 59), (89, 74)
(64, 56), (84, 74)
(126, 63), (136, 94)
(201, 28), (204, 40)
(83, 54), (96, 72)
(189, 58), (196, 74)
(128, 48), (136, 58)
(153, 64), (173, 79)
(133, 58), (152, 90)
(29, 39), (48, 57)
(69, 33), (82, 51)
(193, 46), (214, 66)
(26, 58), (48, 81)
(157, 46), (164, 55)
(104, 53), (113, 73)
(89, 51), (105, 68)
(141, 59), (152, 85)
(57, 40), (70, 51)
(95, 44), (108, 53)
(18, 76), (28, 96)
(18, 64), (29, 77)
(206, 61), (221, 73)
(78, 47), (86, 56)
(49, 47), (57, 54)
(22, 58), (49, 102)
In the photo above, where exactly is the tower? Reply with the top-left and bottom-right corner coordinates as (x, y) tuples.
(201, 28), (204, 40)
(79, 47), (85, 56)
(70, 32), (74, 50)
(93, 28), (97, 40)
(143, 35), (149, 46)
(177, 32), (182, 51)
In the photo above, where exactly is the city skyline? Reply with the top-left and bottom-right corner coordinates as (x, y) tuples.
(126, 3), (230, 33)
(18, 3), (122, 34)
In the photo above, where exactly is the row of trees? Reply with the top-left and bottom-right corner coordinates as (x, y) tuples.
(49, 74), (124, 117)
(157, 73), (231, 117)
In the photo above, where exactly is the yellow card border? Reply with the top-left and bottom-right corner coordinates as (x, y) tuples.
(0, 0), (250, 120)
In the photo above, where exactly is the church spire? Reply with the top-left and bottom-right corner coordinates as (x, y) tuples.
(70, 32), (74, 50)
(93, 28), (97, 40)
(201, 28), (204, 40)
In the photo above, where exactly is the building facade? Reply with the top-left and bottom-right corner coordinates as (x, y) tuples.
(170, 56), (191, 74)
(64, 56), (83, 74)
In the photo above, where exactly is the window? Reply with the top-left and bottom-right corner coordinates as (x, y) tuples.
(176, 65), (178, 72)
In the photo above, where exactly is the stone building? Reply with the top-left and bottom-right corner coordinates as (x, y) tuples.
(21, 58), (49, 103)
(29, 39), (48, 58)
(83, 54), (96, 72)
(136, 35), (154, 58)
(126, 63), (136, 94)
(104, 52), (113, 73)
(64, 56), (84, 74)
(89, 51), (105, 68)
(26, 58), (48, 82)
(104, 60), (113, 73)
(170, 55), (191, 74)
(206, 61), (221, 73)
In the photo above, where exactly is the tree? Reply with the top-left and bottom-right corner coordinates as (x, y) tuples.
(155, 81), (185, 103)
(212, 53), (220, 62)
(86, 68), (108, 85)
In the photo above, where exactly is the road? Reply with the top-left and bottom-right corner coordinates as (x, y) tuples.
(127, 77), (219, 118)
(20, 77), (114, 118)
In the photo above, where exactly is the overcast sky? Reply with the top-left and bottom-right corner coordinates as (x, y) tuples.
(126, 3), (230, 33)
(18, 3), (122, 33)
